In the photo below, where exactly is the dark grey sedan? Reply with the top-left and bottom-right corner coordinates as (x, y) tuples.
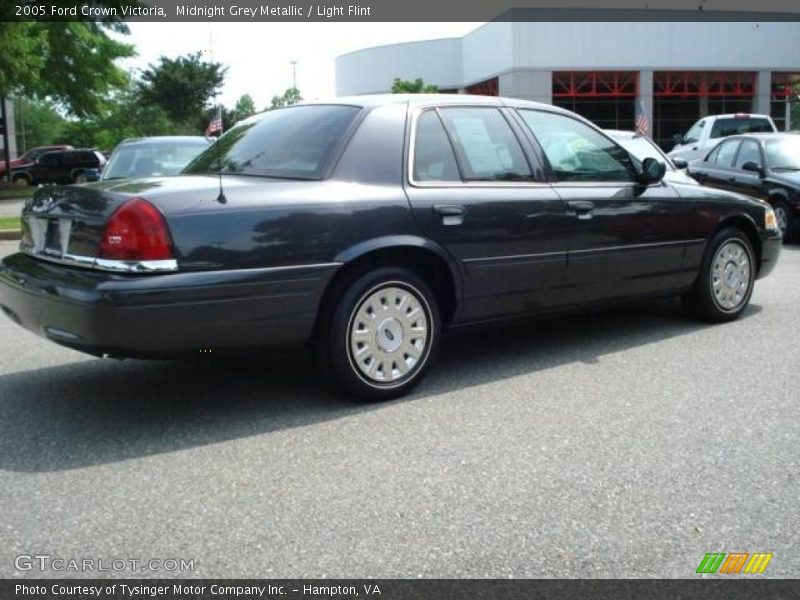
(0, 95), (782, 401)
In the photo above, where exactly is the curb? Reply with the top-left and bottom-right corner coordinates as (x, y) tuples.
(0, 230), (21, 241)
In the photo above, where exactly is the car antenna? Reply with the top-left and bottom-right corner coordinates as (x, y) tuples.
(211, 105), (227, 204)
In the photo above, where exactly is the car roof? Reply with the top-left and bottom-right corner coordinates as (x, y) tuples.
(40, 148), (97, 155)
(720, 132), (798, 142)
(703, 113), (773, 120)
(604, 129), (652, 140)
(292, 93), (569, 113)
(117, 136), (211, 146)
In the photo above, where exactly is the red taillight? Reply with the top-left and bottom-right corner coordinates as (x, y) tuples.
(98, 198), (174, 261)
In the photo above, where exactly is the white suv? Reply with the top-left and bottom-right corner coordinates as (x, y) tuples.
(667, 113), (777, 162)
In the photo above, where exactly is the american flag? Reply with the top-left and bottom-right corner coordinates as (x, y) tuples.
(205, 106), (223, 137)
(635, 98), (649, 136)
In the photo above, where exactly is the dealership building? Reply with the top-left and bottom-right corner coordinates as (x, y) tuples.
(335, 17), (800, 148)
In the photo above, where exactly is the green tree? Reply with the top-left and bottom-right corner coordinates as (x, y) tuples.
(0, 21), (136, 117)
(14, 98), (67, 152)
(391, 78), (438, 94)
(233, 93), (257, 123)
(138, 52), (227, 127)
(270, 87), (302, 109)
(57, 80), (177, 151)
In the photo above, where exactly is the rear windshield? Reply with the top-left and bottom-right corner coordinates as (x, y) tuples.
(710, 117), (773, 139)
(184, 105), (361, 180)
(765, 137), (800, 171)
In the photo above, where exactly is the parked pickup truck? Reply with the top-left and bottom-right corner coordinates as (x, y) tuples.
(667, 113), (777, 162)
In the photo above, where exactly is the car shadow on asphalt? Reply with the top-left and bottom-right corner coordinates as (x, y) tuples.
(0, 298), (762, 473)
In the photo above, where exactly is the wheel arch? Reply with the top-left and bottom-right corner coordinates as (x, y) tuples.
(714, 213), (762, 270)
(766, 187), (790, 204)
(316, 236), (462, 334)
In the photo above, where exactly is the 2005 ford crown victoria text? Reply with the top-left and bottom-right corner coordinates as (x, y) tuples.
(0, 95), (782, 401)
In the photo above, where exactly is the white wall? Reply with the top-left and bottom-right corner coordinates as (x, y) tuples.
(336, 38), (462, 95)
(335, 20), (800, 96)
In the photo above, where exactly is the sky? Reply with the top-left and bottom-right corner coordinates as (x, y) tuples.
(120, 23), (482, 110)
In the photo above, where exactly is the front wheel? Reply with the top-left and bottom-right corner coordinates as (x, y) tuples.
(682, 228), (755, 322)
(73, 172), (89, 184)
(12, 174), (30, 187)
(320, 267), (440, 402)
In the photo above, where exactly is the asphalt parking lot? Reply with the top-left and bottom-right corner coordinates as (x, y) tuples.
(0, 238), (798, 579)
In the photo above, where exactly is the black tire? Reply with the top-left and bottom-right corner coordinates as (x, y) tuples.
(73, 172), (88, 184)
(12, 174), (30, 187)
(682, 227), (756, 322)
(318, 266), (440, 402)
(773, 201), (794, 243)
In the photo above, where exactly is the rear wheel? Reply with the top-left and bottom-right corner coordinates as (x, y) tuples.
(773, 201), (794, 242)
(682, 227), (755, 322)
(12, 174), (30, 186)
(319, 267), (440, 401)
(73, 172), (89, 184)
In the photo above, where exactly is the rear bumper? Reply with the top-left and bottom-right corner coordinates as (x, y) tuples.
(757, 232), (782, 280)
(0, 253), (338, 358)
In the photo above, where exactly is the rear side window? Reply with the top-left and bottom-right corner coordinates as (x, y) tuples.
(38, 153), (60, 167)
(711, 118), (773, 139)
(437, 107), (531, 182)
(518, 109), (635, 182)
(185, 105), (361, 180)
(734, 140), (762, 169)
(413, 110), (461, 182)
(715, 139), (740, 167)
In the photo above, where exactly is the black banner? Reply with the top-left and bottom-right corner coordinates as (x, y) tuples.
(3, 580), (800, 600)
(4, 0), (800, 23)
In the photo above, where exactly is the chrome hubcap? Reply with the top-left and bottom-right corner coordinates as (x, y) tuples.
(349, 285), (429, 384)
(711, 240), (751, 311)
(775, 206), (788, 235)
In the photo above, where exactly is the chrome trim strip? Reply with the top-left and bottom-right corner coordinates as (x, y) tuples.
(570, 239), (688, 255)
(22, 247), (342, 275)
(464, 250), (566, 264)
(21, 248), (178, 273)
(94, 258), (179, 273)
(463, 239), (706, 265)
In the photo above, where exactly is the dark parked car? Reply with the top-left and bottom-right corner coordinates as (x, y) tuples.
(10, 148), (106, 186)
(688, 133), (800, 241)
(0, 96), (782, 401)
(99, 136), (212, 181)
(0, 144), (74, 177)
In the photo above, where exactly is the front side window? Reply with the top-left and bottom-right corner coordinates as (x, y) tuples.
(734, 140), (762, 170)
(437, 107), (531, 182)
(184, 105), (361, 180)
(518, 109), (635, 182)
(715, 140), (740, 167)
(413, 110), (460, 182)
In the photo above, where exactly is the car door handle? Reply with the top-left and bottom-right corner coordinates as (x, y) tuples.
(566, 200), (595, 220)
(433, 204), (465, 226)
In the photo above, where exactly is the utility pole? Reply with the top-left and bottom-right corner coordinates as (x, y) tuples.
(0, 97), (11, 182)
(290, 60), (297, 90)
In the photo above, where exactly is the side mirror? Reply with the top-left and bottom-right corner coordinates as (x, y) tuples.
(639, 157), (666, 185)
(741, 161), (764, 176)
(672, 133), (686, 146)
(672, 157), (689, 170)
